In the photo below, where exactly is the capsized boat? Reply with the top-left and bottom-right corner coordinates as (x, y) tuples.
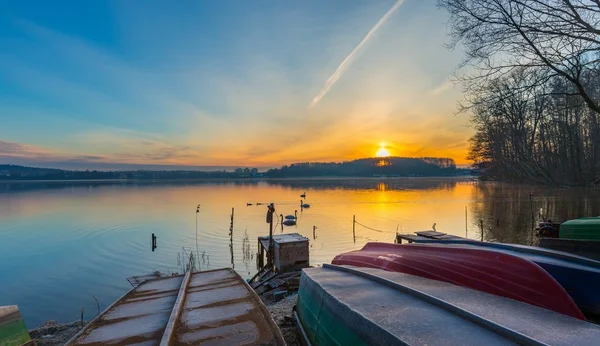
(560, 217), (600, 240)
(332, 242), (585, 319)
(407, 238), (600, 316)
(296, 264), (600, 346)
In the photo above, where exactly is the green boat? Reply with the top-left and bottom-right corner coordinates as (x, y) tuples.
(295, 264), (600, 345)
(0, 306), (31, 346)
(560, 217), (600, 240)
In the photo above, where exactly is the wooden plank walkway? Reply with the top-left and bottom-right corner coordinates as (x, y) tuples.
(66, 269), (285, 346)
(396, 230), (464, 244)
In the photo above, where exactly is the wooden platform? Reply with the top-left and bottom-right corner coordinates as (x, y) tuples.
(396, 230), (464, 244)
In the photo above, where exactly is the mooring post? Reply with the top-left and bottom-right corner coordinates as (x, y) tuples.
(267, 203), (275, 268)
(152, 233), (157, 251)
(529, 192), (535, 232)
(352, 215), (356, 243)
(229, 207), (235, 242)
(229, 207), (235, 268)
(465, 206), (468, 238)
(480, 219), (484, 242)
(313, 226), (317, 240)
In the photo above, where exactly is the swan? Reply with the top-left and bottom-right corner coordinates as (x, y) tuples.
(280, 214), (296, 226)
(300, 200), (310, 208)
(285, 210), (298, 220)
(300, 192), (306, 198)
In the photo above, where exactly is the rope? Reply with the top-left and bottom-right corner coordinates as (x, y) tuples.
(354, 220), (396, 234)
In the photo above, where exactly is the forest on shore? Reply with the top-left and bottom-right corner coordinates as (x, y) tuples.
(0, 157), (460, 180)
(439, 0), (600, 186)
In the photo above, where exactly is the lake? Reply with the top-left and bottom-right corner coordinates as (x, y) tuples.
(1, 178), (599, 327)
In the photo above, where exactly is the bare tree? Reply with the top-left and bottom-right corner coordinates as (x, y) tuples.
(439, 0), (600, 113)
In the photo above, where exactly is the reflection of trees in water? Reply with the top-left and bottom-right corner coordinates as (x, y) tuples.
(266, 178), (461, 191)
(0, 180), (264, 194)
(472, 183), (600, 245)
(0, 178), (465, 194)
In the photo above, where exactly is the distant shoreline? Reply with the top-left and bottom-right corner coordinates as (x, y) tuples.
(0, 176), (476, 184)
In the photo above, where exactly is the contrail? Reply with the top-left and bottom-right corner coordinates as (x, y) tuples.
(309, 0), (406, 108)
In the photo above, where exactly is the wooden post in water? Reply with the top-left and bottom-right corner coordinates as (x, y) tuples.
(267, 204), (275, 268)
(352, 215), (356, 243)
(229, 208), (235, 242)
(313, 226), (317, 240)
(529, 192), (535, 232)
(465, 206), (468, 238)
(229, 208), (235, 269)
(480, 219), (484, 242)
(195, 204), (200, 270)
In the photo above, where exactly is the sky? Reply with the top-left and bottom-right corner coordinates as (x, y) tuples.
(0, 0), (471, 170)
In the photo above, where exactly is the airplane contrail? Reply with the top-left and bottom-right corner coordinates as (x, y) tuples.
(309, 0), (406, 108)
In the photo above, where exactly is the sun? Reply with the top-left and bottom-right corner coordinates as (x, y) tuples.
(376, 143), (391, 157)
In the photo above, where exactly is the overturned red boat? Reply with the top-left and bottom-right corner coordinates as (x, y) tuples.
(332, 242), (585, 320)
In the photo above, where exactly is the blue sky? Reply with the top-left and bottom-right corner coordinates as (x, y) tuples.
(0, 0), (469, 169)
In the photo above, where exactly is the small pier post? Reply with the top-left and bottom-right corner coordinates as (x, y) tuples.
(352, 215), (356, 243)
(480, 219), (484, 242)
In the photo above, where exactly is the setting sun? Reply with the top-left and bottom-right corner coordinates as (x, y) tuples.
(376, 143), (391, 158)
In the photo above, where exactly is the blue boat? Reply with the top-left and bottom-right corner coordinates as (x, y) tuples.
(408, 239), (600, 316)
(296, 264), (600, 345)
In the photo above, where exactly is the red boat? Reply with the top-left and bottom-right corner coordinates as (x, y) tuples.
(332, 242), (585, 320)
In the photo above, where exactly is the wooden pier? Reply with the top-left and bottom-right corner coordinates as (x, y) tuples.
(396, 230), (464, 244)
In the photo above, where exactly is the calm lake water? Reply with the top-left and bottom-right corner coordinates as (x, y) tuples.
(1, 178), (600, 327)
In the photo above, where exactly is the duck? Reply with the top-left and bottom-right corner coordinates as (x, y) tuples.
(285, 210), (298, 220)
(300, 200), (310, 208)
(300, 192), (306, 198)
(280, 214), (296, 226)
(247, 203), (253, 206)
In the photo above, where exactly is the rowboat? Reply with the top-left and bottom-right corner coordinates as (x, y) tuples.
(0, 306), (31, 346)
(295, 264), (600, 345)
(406, 238), (600, 316)
(332, 242), (585, 319)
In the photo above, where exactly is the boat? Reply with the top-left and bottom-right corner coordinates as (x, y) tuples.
(295, 264), (600, 346)
(560, 217), (600, 240)
(66, 269), (285, 346)
(332, 242), (585, 319)
(0, 306), (31, 346)
(534, 217), (600, 260)
(405, 238), (600, 316)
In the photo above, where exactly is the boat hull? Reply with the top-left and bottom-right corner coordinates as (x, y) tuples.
(408, 239), (600, 316)
(296, 265), (600, 346)
(332, 242), (585, 319)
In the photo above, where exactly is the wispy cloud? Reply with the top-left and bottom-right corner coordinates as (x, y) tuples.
(430, 79), (455, 95)
(308, 0), (407, 108)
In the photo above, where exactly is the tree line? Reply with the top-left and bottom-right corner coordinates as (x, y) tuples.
(265, 157), (457, 178)
(439, 0), (600, 185)
(0, 157), (459, 180)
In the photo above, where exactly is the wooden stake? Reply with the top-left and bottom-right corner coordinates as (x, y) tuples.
(465, 206), (468, 238)
(352, 215), (356, 243)
(480, 219), (484, 242)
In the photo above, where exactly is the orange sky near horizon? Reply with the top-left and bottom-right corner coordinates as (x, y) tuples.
(0, 1), (473, 170)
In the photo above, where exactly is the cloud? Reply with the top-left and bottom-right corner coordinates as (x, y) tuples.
(430, 79), (455, 95)
(309, 0), (407, 108)
(0, 2), (474, 167)
(0, 140), (54, 158)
